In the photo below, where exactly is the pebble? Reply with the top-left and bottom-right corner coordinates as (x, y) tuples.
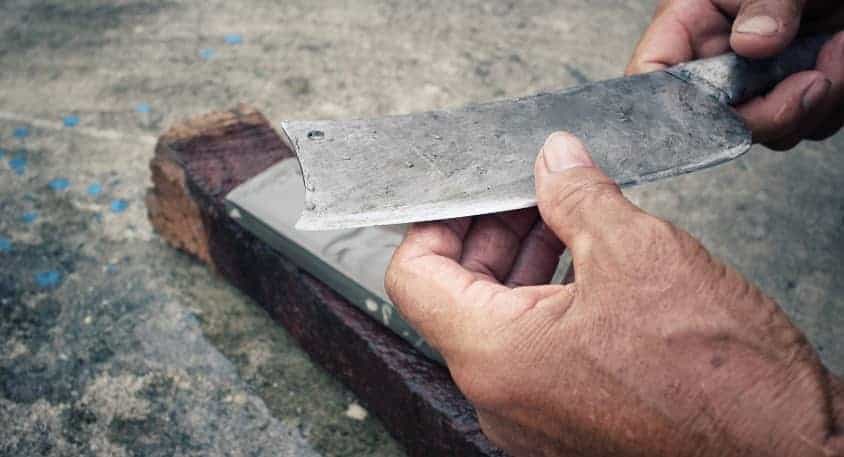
(21, 211), (38, 224)
(110, 199), (129, 213)
(9, 153), (27, 175)
(199, 48), (216, 60)
(344, 403), (368, 421)
(13, 127), (29, 139)
(224, 34), (243, 45)
(87, 182), (103, 197)
(49, 177), (70, 191)
(0, 236), (11, 253)
(35, 270), (62, 288)
(63, 115), (80, 128)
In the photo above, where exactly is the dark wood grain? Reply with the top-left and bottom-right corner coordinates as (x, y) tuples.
(145, 104), (503, 457)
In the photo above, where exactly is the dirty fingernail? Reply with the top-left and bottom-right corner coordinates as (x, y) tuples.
(735, 16), (779, 36)
(802, 78), (831, 111)
(542, 133), (594, 173)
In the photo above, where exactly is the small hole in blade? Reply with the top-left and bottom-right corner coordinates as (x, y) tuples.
(307, 130), (325, 140)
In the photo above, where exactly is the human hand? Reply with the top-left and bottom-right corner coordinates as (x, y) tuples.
(385, 132), (843, 456)
(627, 0), (844, 150)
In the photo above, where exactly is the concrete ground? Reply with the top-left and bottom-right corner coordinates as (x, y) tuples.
(0, 0), (841, 456)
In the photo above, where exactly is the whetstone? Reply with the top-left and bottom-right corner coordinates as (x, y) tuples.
(145, 105), (503, 457)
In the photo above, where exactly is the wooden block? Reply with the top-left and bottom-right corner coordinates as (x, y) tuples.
(145, 105), (503, 457)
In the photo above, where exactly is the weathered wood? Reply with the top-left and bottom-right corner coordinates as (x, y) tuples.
(145, 105), (503, 457)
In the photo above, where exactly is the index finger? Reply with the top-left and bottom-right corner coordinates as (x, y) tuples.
(626, 0), (732, 75)
(384, 219), (509, 350)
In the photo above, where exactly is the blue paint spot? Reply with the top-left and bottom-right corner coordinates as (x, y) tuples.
(87, 182), (102, 196)
(106, 264), (119, 274)
(13, 127), (29, 139)
(135, 103), (151, 114)
(224, 33), (243, 45)
(199, 48), (216, 60)
(9, 151), (27, 175)
(35, 270), (62, 288)
(0, 236), (11, 253)
(49, 177), (70, 191)
(63, 115), (80, 128)
(110, 199), (129, 213)
(21, 211), (38, 224)
(0, 149), (6, 159)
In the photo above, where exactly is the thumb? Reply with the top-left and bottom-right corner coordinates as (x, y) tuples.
(731, 0), (804, 59)
(534, 132), (637, 255)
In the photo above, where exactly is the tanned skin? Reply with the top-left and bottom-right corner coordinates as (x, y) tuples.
(386, 2), (844, 454)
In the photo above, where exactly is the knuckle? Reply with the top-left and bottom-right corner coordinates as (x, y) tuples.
(625, 59), (646, 76)
(772, 104), (802, 129)
(741, 0), (801, 18)
(384, 255), (413, 309)
(383, 261), (400, 301)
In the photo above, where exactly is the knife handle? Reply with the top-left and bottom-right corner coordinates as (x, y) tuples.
(667, 35), (831, 106)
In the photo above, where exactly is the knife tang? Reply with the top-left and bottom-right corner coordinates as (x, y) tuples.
(667, 35), (830, 106)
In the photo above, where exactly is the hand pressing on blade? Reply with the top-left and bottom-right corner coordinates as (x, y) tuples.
(627, 0), (844, 150)
(385, 132), (844, 457)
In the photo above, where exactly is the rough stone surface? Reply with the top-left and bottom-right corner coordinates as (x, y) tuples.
(1, 0), (842, 455)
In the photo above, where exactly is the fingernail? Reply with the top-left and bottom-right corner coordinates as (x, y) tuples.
(542, 133), (594, 173)
(735, 16), (779, 36)
(802, 78), (831, 111)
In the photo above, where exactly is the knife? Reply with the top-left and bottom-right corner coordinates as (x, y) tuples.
(279, 35), (830, 231)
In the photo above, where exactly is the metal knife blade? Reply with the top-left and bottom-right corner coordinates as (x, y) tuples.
(280, 36), (827, 230)
(284, 71), (750, 230)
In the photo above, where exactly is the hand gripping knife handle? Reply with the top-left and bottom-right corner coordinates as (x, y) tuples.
(668, 34), (831, 107)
